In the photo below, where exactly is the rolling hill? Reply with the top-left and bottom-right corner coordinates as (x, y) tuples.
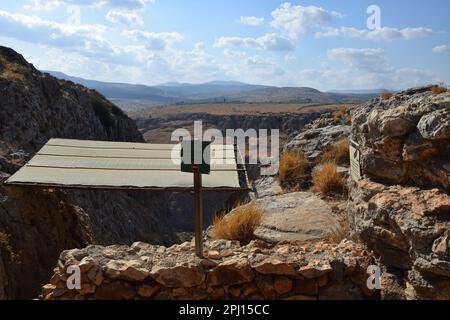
(46, 71), (377, 111)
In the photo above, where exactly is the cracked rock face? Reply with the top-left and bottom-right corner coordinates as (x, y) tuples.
(284, 114), (351, 163)
(0, 186), (95, 299)
(351, 86), (450, 190)
(346, 87), (450, 300)
(349, 179), (450, 299)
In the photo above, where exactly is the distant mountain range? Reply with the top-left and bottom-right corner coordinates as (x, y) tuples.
(46, 71), (379, 111)
(328, 89), (390, 94)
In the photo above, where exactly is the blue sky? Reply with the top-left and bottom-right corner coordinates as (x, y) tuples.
(0, 0), (449, 90)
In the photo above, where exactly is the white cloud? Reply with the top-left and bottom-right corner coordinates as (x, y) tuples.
(23, 0), (61, 11)
(239, 16), (264, 26)
(295, 65), (437, 91)
(123, 29), (183, 50)
(327, 48), (388, 72)
(163, 49), (223, 82)
(309, 47), (439, 90)
(102, 0), (154, 25)
(194, 42), (205, 51)
(100, 0), (153, 10)
(26, 40), (225, 85)
(0, 9), (106, 49)
(23, 1), (153, 26)
(270, 3), (341, 39)
(24, 0), (154, 11)
(217, 55), (285, 84)
(316, 27), (435, 41)
(0, 9), (150, 67)
(432, 44), (450, 53)
(106, 9), (144, 25)
(214, 33), (294, 51)
(223, 49), (247, 57)
(284, 53), (295, 61)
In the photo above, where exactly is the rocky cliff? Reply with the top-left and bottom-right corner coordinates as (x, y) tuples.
(0, 46), (178, 299)
(0, 47), (142, 159)
(349, 86), (450, 299)
(281, 90), (450, 299)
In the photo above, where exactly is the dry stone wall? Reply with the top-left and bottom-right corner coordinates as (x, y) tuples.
(41, 239), (377, 300)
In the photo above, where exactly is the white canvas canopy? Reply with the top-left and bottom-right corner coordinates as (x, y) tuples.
(5, 138), (249, 191)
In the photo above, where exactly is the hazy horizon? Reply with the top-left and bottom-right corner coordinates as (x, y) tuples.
(46, 69), (398, 92)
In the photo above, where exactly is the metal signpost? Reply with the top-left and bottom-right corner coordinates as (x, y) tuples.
(181, 140), (211, 258)
(6, 138), (249, 258)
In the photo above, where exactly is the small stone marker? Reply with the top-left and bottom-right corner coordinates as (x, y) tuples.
(349, 138), (361, 182)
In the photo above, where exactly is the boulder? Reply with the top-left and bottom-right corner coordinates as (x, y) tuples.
(351, 87), (450, 190)
(298, 261), (333, 279)
(94, 281), (136, 300)
(151, 259), (205, 288)
(253, 189), (340, 242)
(273, 276), (293, 295)
(285, 124), (351, 162)
(104, 259), (150, 282)
(207, 258), (254, 286)
(137, 282), (160, 298)
(251, 258), (297, 276)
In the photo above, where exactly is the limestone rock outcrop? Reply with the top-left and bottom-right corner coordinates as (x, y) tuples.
(351, 86), (450, 190)
(284, 114), (351, 162)
(41, 239), (376, 300)
(349, 179), (450, 299)
(348, 87), (450, 299)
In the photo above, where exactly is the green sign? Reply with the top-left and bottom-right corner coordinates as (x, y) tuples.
(181, 140), (211, 175)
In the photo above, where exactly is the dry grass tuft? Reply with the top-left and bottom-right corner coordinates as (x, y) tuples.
(312, 162), (346, 196)
(321, 138), (350, 165)
(381, 92), (393, 100)
(0, 57), (26, 81)
(278, 150), (310, 190)
(327, 214), (351, 244)
(332, 106), (350, 123)
(431, 85), (447, 95)
(212, 201), (265, 245)
(0, 68), (25, 81)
